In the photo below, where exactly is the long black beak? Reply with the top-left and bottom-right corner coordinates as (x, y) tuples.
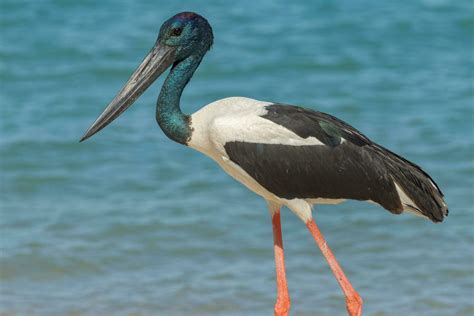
(80, 44), (176, 142)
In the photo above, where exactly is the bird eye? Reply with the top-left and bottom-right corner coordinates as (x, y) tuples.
(171, 27), (183, 36)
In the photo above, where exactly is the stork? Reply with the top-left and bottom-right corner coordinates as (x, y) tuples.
(80, 12), (448, 316)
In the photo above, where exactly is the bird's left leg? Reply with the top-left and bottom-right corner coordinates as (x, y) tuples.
(267, 201), (291, 316)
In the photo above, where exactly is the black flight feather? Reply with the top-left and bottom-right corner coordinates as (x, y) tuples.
(224, 104), (448, 222)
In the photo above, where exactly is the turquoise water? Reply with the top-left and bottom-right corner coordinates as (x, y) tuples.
(1, 1), (473, 315)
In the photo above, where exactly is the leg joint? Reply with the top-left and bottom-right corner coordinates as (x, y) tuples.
(274, 296), (291, 316)
(346, 292), (363, 316)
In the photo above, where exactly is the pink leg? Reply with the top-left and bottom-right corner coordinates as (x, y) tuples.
(306, 219), (363, 316)
(271, 211), (291, 316)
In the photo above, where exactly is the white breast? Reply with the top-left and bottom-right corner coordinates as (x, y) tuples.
(188, 97), (274, 200)
(189, 97), (323, 154)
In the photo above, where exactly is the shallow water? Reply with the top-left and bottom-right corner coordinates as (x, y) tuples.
(1, 1), (473, 315)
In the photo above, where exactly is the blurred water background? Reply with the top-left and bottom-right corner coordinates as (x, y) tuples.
(1, 1), (473, 315)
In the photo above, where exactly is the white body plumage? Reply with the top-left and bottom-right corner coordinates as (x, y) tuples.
(188, 97), (426, 222)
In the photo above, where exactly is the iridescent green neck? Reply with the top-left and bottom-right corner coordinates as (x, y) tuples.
(156, 54), (202, 145)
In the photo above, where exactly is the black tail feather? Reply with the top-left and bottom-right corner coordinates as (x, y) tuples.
(372, 145), (448, 222)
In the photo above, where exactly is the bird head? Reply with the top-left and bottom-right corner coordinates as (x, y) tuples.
(80, 12), (213, 142)
(158, 12), (213, 60)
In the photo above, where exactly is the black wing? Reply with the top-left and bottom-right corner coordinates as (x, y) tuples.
(224, 104), (448, 222)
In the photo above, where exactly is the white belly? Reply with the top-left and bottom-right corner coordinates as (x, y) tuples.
(188, 97), (281, 202)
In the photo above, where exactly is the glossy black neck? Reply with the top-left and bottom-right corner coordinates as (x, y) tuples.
(156, 53), (203, 145)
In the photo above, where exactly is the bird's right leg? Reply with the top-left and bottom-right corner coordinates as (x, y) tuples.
(286, 199), (362, 316)
(268, 201), (291, 316)
(306, 219), (363, 316)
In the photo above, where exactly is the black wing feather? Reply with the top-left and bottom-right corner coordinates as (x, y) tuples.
(224, 103), (448, 222)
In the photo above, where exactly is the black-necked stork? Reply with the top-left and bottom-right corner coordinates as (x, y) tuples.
(80, 12), (448, 316)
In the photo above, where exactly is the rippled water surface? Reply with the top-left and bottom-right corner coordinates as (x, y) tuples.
(1, 1), (473, 315)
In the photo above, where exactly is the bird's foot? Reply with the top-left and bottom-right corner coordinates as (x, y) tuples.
(346, 293), (363, 316)
(274, 297), (290, 316)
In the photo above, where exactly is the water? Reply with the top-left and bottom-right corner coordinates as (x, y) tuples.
(1, 1), (473, 315)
